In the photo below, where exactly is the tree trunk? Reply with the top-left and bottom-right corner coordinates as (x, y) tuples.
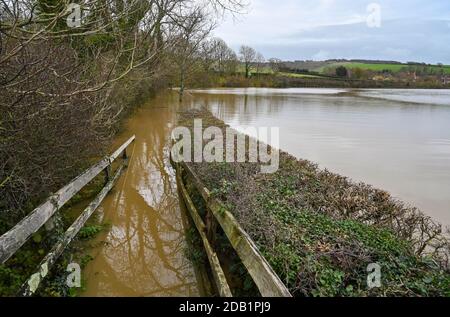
(179, 68), (185, 102)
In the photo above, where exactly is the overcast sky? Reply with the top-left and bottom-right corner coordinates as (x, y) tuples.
(213, 0), (450, 64)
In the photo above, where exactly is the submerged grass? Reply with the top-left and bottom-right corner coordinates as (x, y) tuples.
(178, 109), (450, 297)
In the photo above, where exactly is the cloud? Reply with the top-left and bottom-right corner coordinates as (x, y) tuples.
(214, 0), (450, 63)
(382, 48), (412, 59)
(272, 19), (449, 63)
(312, 50), (331, 61)
(319, 0), (336, 9)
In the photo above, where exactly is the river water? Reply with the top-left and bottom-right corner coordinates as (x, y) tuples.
(82, 93), (203, 296)
(190, 88), (450, 227)
(82, 88), (450, 296)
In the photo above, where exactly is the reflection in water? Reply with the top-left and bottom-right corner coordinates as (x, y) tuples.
(190, 88), (450, 227)
(81, 88), (450, 296)
(357, 88), (450, 106)
(82, 93), (201, 297)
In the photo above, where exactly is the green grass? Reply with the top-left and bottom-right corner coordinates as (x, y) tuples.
(316, 62), (450, 74)
(256, 171), (450, 297)
(279, 72), (323, 79)
(234, 67), (326, 79)
(235, 65), (273, 75)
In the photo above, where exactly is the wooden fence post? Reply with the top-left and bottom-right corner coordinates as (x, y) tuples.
(205, 210), (218, 247)
(122, 149), (129, 167)
(176, 164), (232, 297)
(20, 165), (125, 296)
(104, 165), (112, 185)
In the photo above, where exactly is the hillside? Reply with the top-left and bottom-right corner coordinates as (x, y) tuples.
(282, 60), (450, 75)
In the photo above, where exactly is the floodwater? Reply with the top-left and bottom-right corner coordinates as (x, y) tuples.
(189, 88), (450, 227)
(82, 93), (203, 297)
(82, 87), (450, 296)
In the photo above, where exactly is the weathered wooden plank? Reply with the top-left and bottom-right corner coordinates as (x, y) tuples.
(176, 165), (232, 298)
(180, 161), (292, 298)
(0, 136), (135, 264)
(110, 136), (135, 161)
(20, 165), (125, 296)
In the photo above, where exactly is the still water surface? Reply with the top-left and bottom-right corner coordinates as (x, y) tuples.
(190, 88), (450, 227)
(83, 88), (450, 296)
(82, 94), (202, 296)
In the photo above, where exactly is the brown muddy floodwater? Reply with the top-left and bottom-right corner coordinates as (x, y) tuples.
(82, 93), (203, 297)
(189, 88), (450, 228)
(82, 88), (450, 296)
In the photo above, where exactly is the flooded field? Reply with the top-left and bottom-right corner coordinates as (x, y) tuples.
(83, 88), (450, 296)
(190, 88), (450, 227)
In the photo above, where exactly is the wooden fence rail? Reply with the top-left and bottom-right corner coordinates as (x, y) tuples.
(0, 136), (135, 264)
(174, 159), (291, 298)
(20, 165), (125, 296)
(175, 165), (232, 297)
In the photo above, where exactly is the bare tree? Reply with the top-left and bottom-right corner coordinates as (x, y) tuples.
(239, 45), (256, 78)
(254, 52), (265, 74)
(268, 58), (283, 74)
(0, 0), (246, 227)
(169, 7), (215, 101)
(211, 38), (236, 73)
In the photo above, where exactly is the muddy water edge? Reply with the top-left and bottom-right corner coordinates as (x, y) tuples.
(81, 92), (209, 297)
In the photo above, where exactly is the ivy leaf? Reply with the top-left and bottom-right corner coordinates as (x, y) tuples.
(32, 233), (42, 243)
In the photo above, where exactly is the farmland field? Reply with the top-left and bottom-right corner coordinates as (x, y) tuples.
(316, 62), (450, 74)
(279, 72), (322, 78)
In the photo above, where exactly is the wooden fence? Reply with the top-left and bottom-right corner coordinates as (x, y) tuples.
(1, 133), (291, 297)
(0, 136), (135, 296)
(172, 158), (291, 298)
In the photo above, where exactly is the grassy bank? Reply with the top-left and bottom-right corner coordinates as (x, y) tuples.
(178, 109), (450, 297)
(317, 62), (450, 74)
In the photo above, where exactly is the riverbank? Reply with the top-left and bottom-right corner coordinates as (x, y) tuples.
(192, 73), (450, 90)
(189, 87), (450, 226)
(178, 108), (450, 297)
